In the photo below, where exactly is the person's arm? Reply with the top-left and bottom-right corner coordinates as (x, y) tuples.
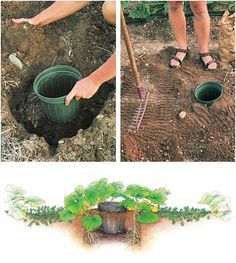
(12, 1), (89, 26)
(65, 52), (116, 105)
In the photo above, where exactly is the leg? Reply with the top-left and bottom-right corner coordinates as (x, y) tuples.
(168, 1), (188, 67)
(190, 1), (217, 69)
(102, 1), (116, 25)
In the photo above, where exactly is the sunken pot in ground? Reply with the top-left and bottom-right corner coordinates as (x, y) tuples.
(98, 202), (127, 234)
(33, 65), (82, 123)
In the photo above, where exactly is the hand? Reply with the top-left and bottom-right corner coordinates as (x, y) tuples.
(12, 18), (38, 25)
(65, 76), (100, 105)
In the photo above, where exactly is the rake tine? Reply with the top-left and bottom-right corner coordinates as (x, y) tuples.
(130, 91), (150, 131)
(121, 10), (150, 131)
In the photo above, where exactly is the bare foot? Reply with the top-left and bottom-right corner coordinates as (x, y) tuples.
(170, 52), (188, 67)
(201, 54), (217, 70)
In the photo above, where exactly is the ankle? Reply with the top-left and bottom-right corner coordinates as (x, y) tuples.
(200, 48), (209, 54)
(177, 45), (188, 50)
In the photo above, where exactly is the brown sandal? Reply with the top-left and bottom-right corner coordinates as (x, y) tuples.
(170, 48), (189, 68)
(200, 52), (217, 70)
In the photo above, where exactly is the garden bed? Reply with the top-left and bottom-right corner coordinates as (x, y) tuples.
(5, 179), (230, 247)
(121, 17), (235, 161)
(1, 1), (116, 161)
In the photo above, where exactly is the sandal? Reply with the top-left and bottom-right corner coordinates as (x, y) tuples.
(200, 52), (217, 70)
(170, 48), (189, 68)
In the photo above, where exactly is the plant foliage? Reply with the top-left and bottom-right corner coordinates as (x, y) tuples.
(5, 181), (232, 239)
(59, 178), (123, 232)
(158, 206), (210, 226)
(27, 206), (63, 226)
(5, 185), (62, 225)
(122, 1), (235, 20)
(198, 192), (232, 221)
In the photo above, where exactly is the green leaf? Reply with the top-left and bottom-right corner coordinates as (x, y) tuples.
(6, 193), (25, 203)
(59, 209), (76, 222)
(136, 212), (159, 224)
(84, 178), (115, 204)
(84, 189), (98, 206)
(25, 196), (46, 208)
(148, 188), (170, 205)
(198, 192), (221, 205)
(121, 1), (131, 9)
(111, 181), (124, 192)
(125, 184), (151, 199)
(82, 215), (102, 231)
(64, 194), (85, 214)
(5, 185), (26, 204)
(217, 211), (232, 221)
(111, 181), (125, 198)
(74, 185), (85, 197)
(209, 196), (225, 212)
(8, 205), (27, 220)
(138, 202), (152, 212)
(198, 192), (231, 219)
(84, 178), (107, 205)
(98, 183), (115, 201)
(120, 198), (136, 208)
(5, 185), (26, 195)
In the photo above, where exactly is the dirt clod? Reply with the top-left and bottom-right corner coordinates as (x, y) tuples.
(179, 111), (187, 119)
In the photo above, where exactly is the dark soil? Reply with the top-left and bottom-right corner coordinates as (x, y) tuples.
(121, 17), (235, 161)
(10, 77), (114, 147)
(1, 1), (116, 161)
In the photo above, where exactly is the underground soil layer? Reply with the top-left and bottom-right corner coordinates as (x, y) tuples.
(60, 209), (173, 249)
(1, 1), (116, 161)
(121, 18), (235, 162)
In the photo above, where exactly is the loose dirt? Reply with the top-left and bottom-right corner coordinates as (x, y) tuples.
(58, 211), (184, 248)
(1, 1), (116, 161)
(121, 17), (235, 161)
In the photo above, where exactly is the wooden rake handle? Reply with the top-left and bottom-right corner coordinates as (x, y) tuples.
(121, 8), (142, 90)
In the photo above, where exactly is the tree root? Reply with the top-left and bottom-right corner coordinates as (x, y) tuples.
(125, 221), (142, 246)
(82, 229), (97, 245)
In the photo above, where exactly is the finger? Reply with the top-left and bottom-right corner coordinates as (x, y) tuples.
(12, 18), (29, 24)
(75, 95), (80, 101)
(65, 90), (76, 106)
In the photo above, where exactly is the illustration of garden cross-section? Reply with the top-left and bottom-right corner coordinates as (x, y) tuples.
(5, 178), (232, 247)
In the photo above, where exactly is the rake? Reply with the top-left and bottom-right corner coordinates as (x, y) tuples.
(121, 9), (150, 131)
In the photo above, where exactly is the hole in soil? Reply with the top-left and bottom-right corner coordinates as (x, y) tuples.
(39, 74), (78, 98)
(195, 83), (223, 104)
(9, 75), (114, 148)
(197, 87), (222, 101)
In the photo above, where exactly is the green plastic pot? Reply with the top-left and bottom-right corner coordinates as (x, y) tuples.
(194, 81), (223, 106)
(33, 65), (82, 123)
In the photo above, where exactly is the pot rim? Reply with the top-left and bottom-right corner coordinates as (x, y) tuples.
(194, 81), (223, 105)
(33, 65), (82, 104)
(98, 201), (127, 212)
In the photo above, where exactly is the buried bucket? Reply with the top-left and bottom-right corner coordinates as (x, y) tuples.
(33, 65), (82, 123)
(194, 81), (223, 106)
(98, 202), (127, 234)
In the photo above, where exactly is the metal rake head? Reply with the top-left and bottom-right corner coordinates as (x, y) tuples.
(130, 91), (150, 131)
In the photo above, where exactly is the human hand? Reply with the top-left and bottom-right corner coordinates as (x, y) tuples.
(65, 76), (100, 105)
(12, 17), (38, 25)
